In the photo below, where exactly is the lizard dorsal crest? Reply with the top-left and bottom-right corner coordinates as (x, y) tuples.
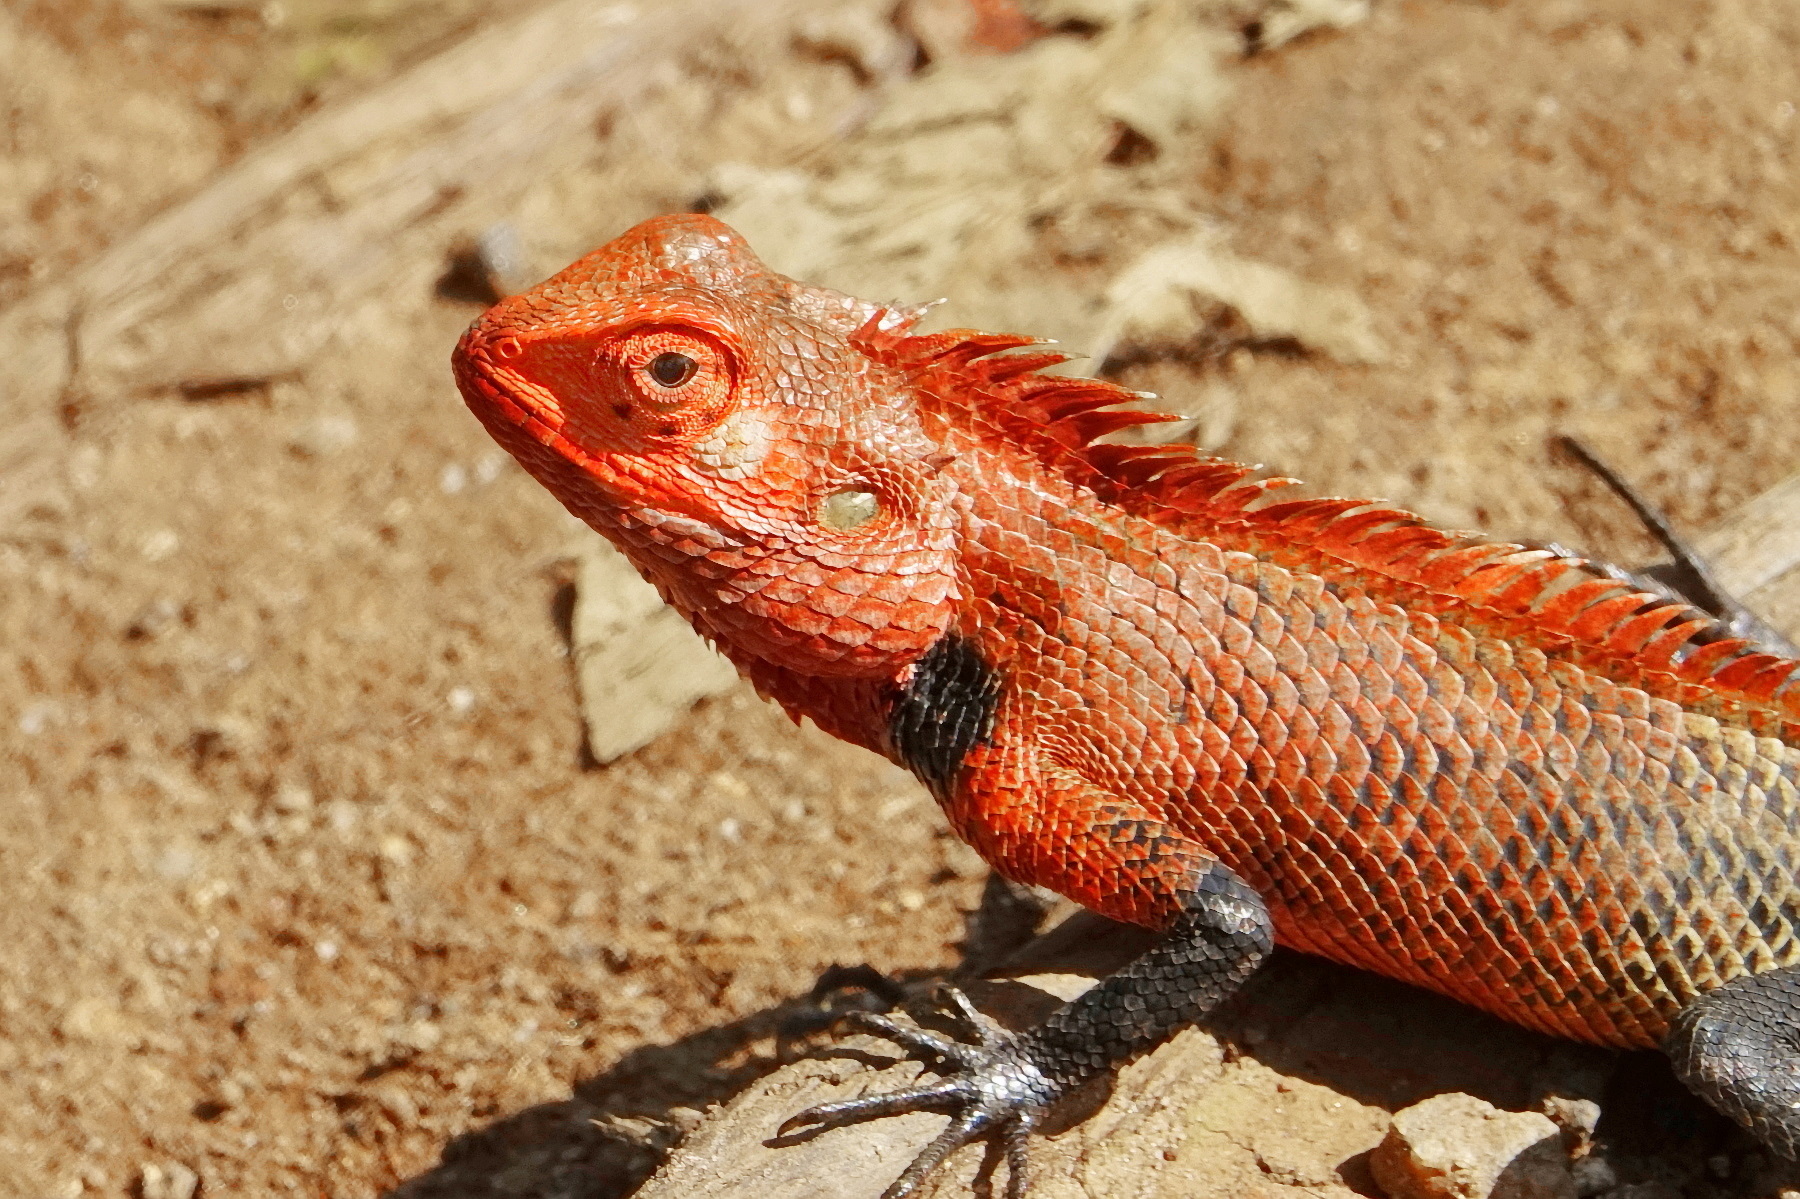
(863, 320), (1800, 738)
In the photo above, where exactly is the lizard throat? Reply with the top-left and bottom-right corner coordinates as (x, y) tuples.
(889, 633), (1004, 797)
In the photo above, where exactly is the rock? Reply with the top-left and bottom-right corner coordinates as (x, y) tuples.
(138, 1162), (200, 1199)
(1566, 1153), (1616, 1197)
(571, 544), (740, 763)
(1539, 1096), (1601, 1157)
(1597, 1185), (1680, 1199)
(1370, 1093), (1577, 1199)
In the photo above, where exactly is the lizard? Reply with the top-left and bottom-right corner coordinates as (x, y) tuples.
(453, 212), (1800, 1198)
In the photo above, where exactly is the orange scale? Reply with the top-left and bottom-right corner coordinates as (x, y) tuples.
(1463, 727), (1504, 779)
(1365, 732), (1406, 787)
(1539, 732), (1576, 782)
(1209, 644), (1252, 691)
(1360, 864), (1409, 923)
(1280, 687), (1318, 736)
(1587, 707), (1627, 750)
(1574, 739), (1615, 790)
(1283, 592), (1321, 639)
(1263, 666), (1302, 723)
(1610, 736), (1648, 789)
(798, 585), (860, 620)
(1519, 699), (1561, 742)
(1521, 872), (1562, 924)
(1410, 695), (1454, 746)
(1313, 702), (1357, 759)
(1389, 663), (1432, 715)
(1355, 623), (1402, 682)
(1216, 616), (1255, 662)
(761, 573), (830, 606)
(1283, 664), (1327, 715)
(1337, 696), (1382, 751)
(1417, 922), (1466, 970)
(1315, 856), (1373, 922)
(1276, 866), (1331, 919)
(864, 624), (932, 657)
(1567, 893), (1613, 940)
(1463, 829), (1511, 881)
(1251, 601), (1290, 649)
(1487, 687), (1526, 742)
(1536, 941), (1591, 998)
(857, 574), (923, 608)
(1439, 734), (1478, 786)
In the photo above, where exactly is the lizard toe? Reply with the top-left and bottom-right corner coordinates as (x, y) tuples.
(779, 1007), (1058, 1198)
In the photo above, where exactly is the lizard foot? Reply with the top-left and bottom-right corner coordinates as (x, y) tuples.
(779, 985), (1054, 1199)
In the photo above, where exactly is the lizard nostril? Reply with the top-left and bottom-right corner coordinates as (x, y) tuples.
(820, 488), (881, 532)
(493, 336), (522, 360)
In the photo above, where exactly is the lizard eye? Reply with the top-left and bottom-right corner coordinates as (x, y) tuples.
(648, 352), (697, 388)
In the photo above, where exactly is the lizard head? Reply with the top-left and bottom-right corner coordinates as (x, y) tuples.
(453, 214), (961, 679)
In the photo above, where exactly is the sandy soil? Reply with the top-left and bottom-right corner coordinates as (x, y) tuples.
(3, 1), (1798, 1197)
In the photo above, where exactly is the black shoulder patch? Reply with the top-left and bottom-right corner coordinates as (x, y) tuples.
(889, 633), (1003, 797)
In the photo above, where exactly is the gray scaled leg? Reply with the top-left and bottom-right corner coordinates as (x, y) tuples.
(1665, 965), (1800, 1159)
(780, 859), (1273, 1199)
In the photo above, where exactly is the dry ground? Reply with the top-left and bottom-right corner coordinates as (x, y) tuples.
(3, 1), (1799, 1197)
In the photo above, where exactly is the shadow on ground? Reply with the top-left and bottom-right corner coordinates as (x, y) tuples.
(381, 893), (1770, 1199)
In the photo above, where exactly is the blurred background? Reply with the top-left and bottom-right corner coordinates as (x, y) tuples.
(3, 1), (1798, 1196)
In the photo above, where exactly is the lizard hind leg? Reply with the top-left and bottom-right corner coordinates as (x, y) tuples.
(1665, 966), (1800, 1160)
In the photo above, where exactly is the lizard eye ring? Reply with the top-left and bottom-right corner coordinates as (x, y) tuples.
(604, 326), (737, 435)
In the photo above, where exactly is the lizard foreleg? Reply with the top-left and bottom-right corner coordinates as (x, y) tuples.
(782, 841), (1272, 1199)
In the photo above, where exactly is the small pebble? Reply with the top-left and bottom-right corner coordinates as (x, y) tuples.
(1569, 1154), (1616, 1197)
(1371, 1092), (1576, 1199)
(289, 414), (359, 457)
(138, 1163), (199, 1199)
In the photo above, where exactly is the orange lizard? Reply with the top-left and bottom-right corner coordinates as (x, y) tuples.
(454, 213), (1800, 1197)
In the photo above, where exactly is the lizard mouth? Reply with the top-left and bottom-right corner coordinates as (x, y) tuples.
(453, 329), (585, 468)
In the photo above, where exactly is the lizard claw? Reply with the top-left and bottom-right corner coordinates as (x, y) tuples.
(779, 986), (1054, 1199)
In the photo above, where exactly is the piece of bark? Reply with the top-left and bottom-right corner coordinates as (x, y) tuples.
(1696, 469), (1800, 643)
(573, 545), (740, 765)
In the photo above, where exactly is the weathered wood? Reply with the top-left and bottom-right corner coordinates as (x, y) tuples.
(1698, 470), (1800, 642)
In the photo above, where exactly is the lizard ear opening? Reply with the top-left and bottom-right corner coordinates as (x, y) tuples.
(819, 487), (882, 532)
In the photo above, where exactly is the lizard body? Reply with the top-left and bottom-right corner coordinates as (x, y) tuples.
(454, 214), (1800, 1195)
